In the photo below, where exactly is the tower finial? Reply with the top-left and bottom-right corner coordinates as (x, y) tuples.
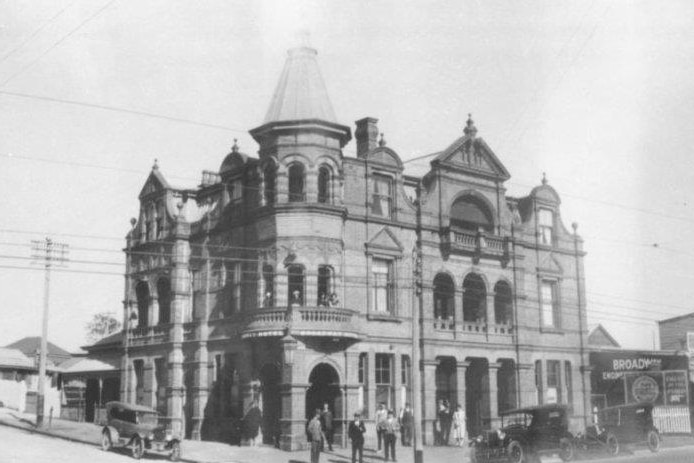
(542, 172), (547, 185)
(152, 158), (159, 170)
(378, 133), (386, 147)
(231, 138), (239, 153)
(464, 113), (477, 137)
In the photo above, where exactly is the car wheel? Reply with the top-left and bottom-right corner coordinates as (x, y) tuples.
(131, 436), (144, 460)
(507, 440), (524, 463)
(605, 433), (619, 456)
(101, 430), (112, 452)
(646, 430), (660, 453)
(170, 441), (181, 462)
(559, 437), (575, 462)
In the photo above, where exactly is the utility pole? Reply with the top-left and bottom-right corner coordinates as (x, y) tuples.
(31, 238), (68, 427)
(572, 222), (589, 427)
(411, 184), (424, 463)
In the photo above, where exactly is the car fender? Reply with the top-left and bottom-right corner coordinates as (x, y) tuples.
(103, 425), (120, 444)
(167, 438), (181, 449)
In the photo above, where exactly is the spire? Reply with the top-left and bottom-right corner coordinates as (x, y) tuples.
(263, 41), (337, 124)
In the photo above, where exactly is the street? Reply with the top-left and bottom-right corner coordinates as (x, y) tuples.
(2, 422), (693, 463)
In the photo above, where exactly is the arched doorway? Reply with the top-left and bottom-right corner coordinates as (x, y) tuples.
(259, 364), (281, 447)
(306, 363), (341, 420)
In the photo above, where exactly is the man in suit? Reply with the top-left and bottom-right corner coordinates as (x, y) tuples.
(383, 410), (400, 462)
(307, 409), (324, 463)
(348, 412), (366, 463)
(320, 402), (334, 451)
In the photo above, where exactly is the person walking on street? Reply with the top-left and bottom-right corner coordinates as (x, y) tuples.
(452, 404), (466, 447)
(383, 410), (400, 462)
(399, 403), (413, 446)
(348, 412), (366, 463)
(320, 402), (334, 451)
(375, 402), (388, 453)
(307, 409), (324, 463)
(438, 399), (452, 445)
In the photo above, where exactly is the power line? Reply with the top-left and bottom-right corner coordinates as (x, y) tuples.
(1, 0), (118, 87)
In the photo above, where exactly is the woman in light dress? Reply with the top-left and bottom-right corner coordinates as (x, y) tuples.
(452, 404), (466, 447)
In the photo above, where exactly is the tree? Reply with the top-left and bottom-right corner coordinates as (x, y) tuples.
(85, 312), (121, 344)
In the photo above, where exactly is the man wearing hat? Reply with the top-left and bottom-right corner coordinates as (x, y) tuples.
(348, 412), (366, 463)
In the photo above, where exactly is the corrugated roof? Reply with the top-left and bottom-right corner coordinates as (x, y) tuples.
(0, 347), (34, 369)
(60, 357), (117, 373)
(5, 337), (72, 359)
(263, 46), (337, 124)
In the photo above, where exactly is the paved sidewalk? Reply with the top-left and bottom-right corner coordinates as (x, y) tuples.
(1, 407), (693, 463)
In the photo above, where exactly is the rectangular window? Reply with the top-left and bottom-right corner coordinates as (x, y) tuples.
(229, 179), (243, 203)
(541, 281), (559, 328)
(371, 175), (392, 218)
(375, 354), (394, 409)
(535, 360), (543, 404)
(288, 265), (304, 305)
(372, 259), (392, 313)
(154, 358), (167, 415)
(317, 266), (332, 306)
(547, 360), (562, 403)
(227, 262), (242, 314)
(358, 353), (367, 384)
(401, 355), (411, 385)
(539, 208), (554, 245)
(565, 361), (573, 408)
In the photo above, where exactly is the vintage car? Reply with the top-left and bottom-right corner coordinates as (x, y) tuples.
(575, 403), (660, 456)
(469, 404), (574, 463)
(101, 401), (182, 460)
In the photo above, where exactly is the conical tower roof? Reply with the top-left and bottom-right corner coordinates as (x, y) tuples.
(263, 46), (337, 124)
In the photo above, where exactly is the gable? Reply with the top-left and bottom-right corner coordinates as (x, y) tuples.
(365, 227), (403, 255)
(138, 169), (170, 199)
(588, 324), (621, 348)
(432, 136), (510, 180)
(367, 147), (403, 170)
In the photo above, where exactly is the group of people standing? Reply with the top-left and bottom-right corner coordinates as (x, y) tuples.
(435, 400), (466, 447)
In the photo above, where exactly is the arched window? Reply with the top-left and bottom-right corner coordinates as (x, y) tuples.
(317, 265), (333, 306)
(288, 163), (305, 202)
(135, 281), (150, 327)
(463, 273), (487, 322)
(264, 165), (275, 206)
(433, 273), (455, 321)
(157, 278), (171, 324)
(450, 195), (493, 232)
(317, 165), (331, 204)
(288, 265), (305, 305)
(494, 281), (513, 325)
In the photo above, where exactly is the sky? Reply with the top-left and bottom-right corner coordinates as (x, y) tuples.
(1, 0), (694, 352)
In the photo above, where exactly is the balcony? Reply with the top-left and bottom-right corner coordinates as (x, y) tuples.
(129, 324), (169, 346)
(441, 227), (509, 265)
(241, 306), (362, 340)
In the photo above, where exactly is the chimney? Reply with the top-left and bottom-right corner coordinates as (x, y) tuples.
(355, 117), (379, 158)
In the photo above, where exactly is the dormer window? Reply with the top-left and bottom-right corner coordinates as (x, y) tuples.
(371, 174), (392, 218)
(539, 208), (554, 245)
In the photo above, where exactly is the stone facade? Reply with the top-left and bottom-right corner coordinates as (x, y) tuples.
(118, 45), (591, 450)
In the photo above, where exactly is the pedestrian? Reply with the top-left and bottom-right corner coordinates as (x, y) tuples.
(320, 402), (334, 451)
(383, 410), (400, 461)
(307, 408), (324, 463)
(438, 399), (451, 445)
(375, 402), (388, 453)
(348, 412), (366, 463)
(452, 404), (466, 447)
(399, 402), (413, 446)
(241, 400), (262, 446)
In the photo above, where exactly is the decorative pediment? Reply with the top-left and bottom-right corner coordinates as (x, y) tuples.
(538, 253), (563, 275)
(366, 146), (403, 170)
(432, 135), (510, 180)
(365, 227), (403, 255)
(138, 167), (170, 199)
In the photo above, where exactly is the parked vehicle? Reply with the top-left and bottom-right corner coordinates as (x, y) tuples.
(469, 404), (574, 463)
(575, 403), (660, 457)
(101, 401), (182, 461)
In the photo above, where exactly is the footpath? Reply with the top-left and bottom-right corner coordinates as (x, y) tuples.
(1, 407), (693, 463)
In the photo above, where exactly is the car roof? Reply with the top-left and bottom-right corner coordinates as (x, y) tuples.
(106, 401), (158, 413)
(598, 403), (653, 412)
(500, 404), (569, 416)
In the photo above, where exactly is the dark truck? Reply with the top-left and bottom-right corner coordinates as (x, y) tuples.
(101, 401), (182, 460)
(469, 404), (574, 463)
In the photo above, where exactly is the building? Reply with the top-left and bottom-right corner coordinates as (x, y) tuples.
(116, 44), (590, 449)
(0, 346), (62, 416)
(588, 323), (691, 433)
(659, 312), (694, 429)
(6, 336), (73, 367)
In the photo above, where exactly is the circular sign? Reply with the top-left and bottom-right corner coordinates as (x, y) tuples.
(632, 375), (659, 403)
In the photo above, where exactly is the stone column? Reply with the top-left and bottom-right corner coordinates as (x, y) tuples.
(367, 351), (376, 419)
(393, 353), (402, 410)
(306, 169), (318, 203)
(422, 359), (438, 445)
(488, 362), (501, 429)
(485, 293), (495, 325)
(279, 335), (309, 450)
(456, 361), (469, 423)
(166, 206), (190, 436)
(276, 170), (288, 203)
(306, 270), (318, 307)
(150, 296), (160, 326)
(143, 358), (156, 408)
(518, 363), (536, 408)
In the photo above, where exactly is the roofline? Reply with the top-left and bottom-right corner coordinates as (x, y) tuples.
(249, 119), (352, 147)
(658, 312), (694, 324)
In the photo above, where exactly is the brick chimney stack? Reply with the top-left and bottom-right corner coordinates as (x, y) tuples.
(355, 117), (379, 158)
